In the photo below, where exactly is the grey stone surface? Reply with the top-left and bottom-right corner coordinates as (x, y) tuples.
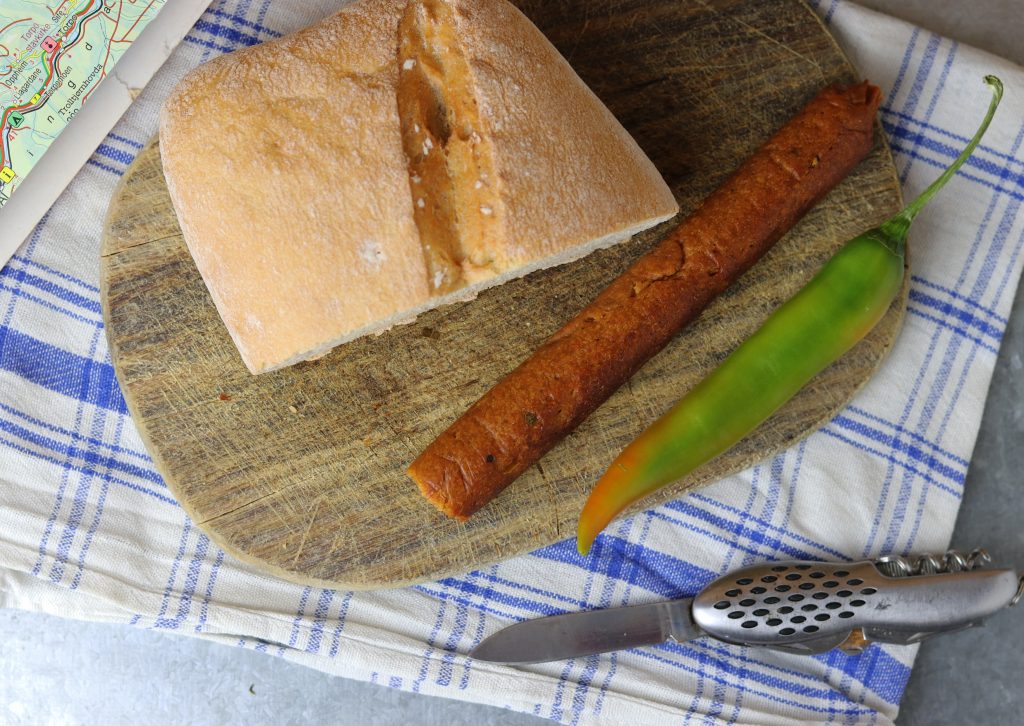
(1, 3), (1021, 725)
(0, 608), (547, 726)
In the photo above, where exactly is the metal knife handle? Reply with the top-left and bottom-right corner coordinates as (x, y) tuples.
(691, 559), (1020, 654)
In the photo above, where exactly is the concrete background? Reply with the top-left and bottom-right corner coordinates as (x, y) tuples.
(2, 2), (1022, 724)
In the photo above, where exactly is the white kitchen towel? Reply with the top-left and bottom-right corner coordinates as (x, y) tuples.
(1, 1), (1022, 723)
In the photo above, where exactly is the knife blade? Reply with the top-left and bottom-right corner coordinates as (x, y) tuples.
(469, 550), (1023, 665)
(471, 597), (700, 664)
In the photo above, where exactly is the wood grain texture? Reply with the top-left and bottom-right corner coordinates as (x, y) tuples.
(100, 0), (907, 590)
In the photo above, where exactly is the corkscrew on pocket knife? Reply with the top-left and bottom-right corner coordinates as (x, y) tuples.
(471, 550), (1023, 664)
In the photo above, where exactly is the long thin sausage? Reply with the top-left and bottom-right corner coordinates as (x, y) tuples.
(408, 81), (883, 520)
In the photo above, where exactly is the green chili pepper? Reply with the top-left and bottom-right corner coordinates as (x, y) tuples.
(577, 75), (1004, 556)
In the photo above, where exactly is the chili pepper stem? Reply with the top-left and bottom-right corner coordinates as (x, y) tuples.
(882, 75), (1004, 251)
(576, 75), (1004, 557)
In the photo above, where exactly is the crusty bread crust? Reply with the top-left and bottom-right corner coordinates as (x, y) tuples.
(454, 0), (679, 267)
(160, 0), (678, 374)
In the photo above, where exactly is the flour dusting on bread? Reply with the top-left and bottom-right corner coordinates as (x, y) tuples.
(159, 0), (678, 375)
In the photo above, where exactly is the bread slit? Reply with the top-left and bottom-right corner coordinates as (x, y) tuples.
(397, 0), (504, 295)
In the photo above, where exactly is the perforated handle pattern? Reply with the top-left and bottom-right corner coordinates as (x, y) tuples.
(692, 560), (1019, 648)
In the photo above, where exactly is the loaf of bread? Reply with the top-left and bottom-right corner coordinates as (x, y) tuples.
(159, 0), (679, 375)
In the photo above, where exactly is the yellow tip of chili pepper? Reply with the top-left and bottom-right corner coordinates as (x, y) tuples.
(576, 464), (633, 556)
(576, 75), (1004, 556)
(576, 485), (636, 556)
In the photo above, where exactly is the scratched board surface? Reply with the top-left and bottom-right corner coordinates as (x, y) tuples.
(100, 0), (905, 589)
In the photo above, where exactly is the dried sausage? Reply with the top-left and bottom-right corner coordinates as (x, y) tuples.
(409, 81), (883, 520)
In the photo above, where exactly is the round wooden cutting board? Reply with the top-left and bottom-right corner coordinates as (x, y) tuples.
(100, 0), (906, 590)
